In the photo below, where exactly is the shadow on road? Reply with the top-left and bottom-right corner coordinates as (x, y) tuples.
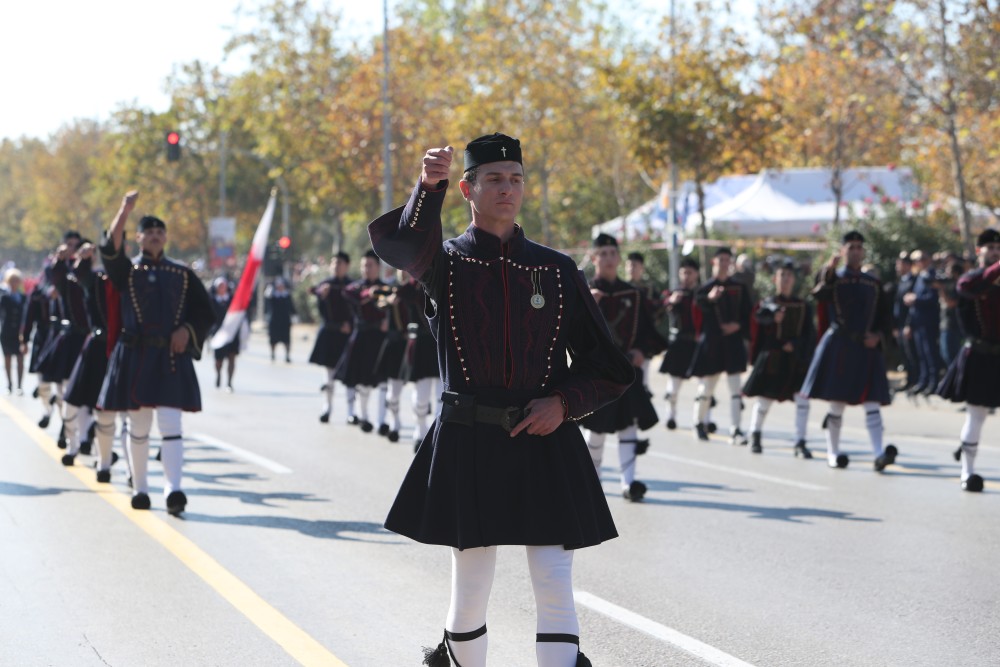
(183, 512), (399, 542)
(625, 496), (882, 524)
(0, 480), (81, 497)
(185, 486), (328, 507)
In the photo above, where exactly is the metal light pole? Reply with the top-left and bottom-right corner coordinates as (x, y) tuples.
(381, 0), (392, 216)
(667, 0), (681, 290)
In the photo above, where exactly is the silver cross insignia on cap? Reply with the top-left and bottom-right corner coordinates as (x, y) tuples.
(501, 147), (507, 157)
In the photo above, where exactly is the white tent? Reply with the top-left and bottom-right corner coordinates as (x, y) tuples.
(683, 167), (920, 237)
(591, 173), (759, 240)
(593, 166), (931, 241)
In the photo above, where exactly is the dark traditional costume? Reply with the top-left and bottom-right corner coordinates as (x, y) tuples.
(308, 263), (353, 423)
(98, 213), (215, 513)
(688, 248), (753, 443)
(742, 285), (815, 456)
(801, 231), (898, 471)
(936, 229), (1000, 492)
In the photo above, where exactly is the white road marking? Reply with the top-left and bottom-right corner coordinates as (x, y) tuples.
(575, 590), (756, 667)
(647, 451), (829, 492)
(188, 432), (292, 474)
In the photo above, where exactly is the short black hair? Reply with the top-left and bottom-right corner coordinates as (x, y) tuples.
(335, 251), (350, 263)
(627, 252), (645, 263)
(679, 257), (700, 271)
(463, 167), (479, 184)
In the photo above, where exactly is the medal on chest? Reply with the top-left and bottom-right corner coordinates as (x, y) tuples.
(530, 270), (545, 309)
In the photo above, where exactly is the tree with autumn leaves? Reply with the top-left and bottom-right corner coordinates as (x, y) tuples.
(0, 0), (995, 265)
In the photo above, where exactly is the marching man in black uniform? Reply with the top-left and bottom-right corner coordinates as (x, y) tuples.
(742, 260), (815, 456)
(936, 228), (1000, 492)
(658, 257), (700, 430)
(334, 250), (388, 433)
(582, 233), (666, 502)
(309, 252), (354, 423)
(97, 191), (215, 515)
(369, 134), (633, 667)
(688, 247), (753, 444)
(801, 231), (898, 472)
(394, 270), (440, 450)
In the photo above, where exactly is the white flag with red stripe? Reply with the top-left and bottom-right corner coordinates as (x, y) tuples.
(210, 190), (277, 351)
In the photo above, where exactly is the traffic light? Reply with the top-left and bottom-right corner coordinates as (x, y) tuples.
(277, 235), (292, 261)
(165, 131), (181, 161)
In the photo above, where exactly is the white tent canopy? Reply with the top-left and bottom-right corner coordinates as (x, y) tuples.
(593, 166), (924, 241)
(684, 167), (919, 238)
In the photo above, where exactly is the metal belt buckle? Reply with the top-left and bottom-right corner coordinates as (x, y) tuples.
(501, 407), (522, 433)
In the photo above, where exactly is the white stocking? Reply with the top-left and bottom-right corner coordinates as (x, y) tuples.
(413, 378), (435, 441)
(446, 546), (496, 667)
(863, 401), (883, 456)
(386, 379), (403, 430)
(727, 373), (743, 432)
(157, 407), (184, 497)
(794, 393), (810, 441)
(527, 545), (579, 667)
(665, 376), (682, 420)
(749, 398), (772, 434)
(94, 409), (116, 471)
(618, 424), (638, 489)
(825, 401), (846, 464)
(960, 405), (989, 480)
(127, 408), (154, 494)
(694, 374), (720, 424)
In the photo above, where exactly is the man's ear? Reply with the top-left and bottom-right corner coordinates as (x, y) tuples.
(458, 179), (472, 201)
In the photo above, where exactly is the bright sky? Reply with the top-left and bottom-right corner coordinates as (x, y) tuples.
(0, 1), (758, 142)
(0, 1), (385, 141)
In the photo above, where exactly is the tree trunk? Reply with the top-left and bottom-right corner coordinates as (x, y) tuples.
(936, 0), (974, 256)
(696, 177), (708, 282)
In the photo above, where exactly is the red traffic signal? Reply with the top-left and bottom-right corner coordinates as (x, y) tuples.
(277, 236), (292, 250)
(165, 131), (181, 161)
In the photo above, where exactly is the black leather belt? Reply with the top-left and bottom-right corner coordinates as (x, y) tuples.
(439, 391), (525, 433)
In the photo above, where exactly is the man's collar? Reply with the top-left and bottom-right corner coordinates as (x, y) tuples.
(457, 223), (527, 258)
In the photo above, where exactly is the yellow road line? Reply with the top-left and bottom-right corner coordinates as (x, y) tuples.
(0, 398), (348, 667)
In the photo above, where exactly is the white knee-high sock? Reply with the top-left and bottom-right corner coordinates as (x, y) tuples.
(357, 386), (370, 421)
(446, 546), (496, 667)
(160, 436), (184, 496)
(38, 380), (53, 417)
(727, 373), (743, 432)
(794, 393), (810, 441)
(825, 402), (846, 463)
(387, 379), (403, 430)
(345, 386), (356, 418)
(695, 374), (720, 424)
(863, 401), (884, 456)
(618, 425), (638, 489)
(323, 369), (335, 412)
(94, 410), (116, 471)
(413, 378), (434, 441)
(128, 408), (154, 494)
(586, 431), (606, 474)
(63, 403), (80, 455)
(527, 545), (579, 667)
(749, 398), (772, 434)
(665, 376), (682, 420)
(960, 405), (989, 480)
(376, 383), (388, 425)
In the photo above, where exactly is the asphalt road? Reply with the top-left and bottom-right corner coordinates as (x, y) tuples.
(1, 324), (996, 667)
